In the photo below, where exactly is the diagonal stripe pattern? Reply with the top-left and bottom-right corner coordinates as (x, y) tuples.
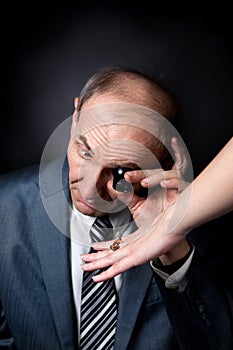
(80, 215), (118, 350)
(89, 215), (113, 242)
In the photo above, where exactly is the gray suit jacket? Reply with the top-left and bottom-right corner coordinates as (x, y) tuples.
(0, 160), (232, 349)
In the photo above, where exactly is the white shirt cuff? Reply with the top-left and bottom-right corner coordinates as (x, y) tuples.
(150, 246), (195, 293)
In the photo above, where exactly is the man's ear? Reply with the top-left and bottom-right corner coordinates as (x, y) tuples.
(74, 96), (79, 109)
(71, 97), (79, 133)
(72, 97), (79, 122)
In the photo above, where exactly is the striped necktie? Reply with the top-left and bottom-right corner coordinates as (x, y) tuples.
(80, 215), (118, 350)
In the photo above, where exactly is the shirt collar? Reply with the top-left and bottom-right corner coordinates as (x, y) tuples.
(71, 204), (135, 246)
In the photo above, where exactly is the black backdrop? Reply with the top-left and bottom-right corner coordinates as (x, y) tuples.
(1, 3), (233, 176)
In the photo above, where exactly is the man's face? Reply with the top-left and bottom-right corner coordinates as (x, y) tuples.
(67, 97), (167, 217)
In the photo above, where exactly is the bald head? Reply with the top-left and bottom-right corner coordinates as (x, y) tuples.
(77, 66), (183, 132)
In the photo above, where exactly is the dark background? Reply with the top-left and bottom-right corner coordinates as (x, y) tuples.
(1, 2), (232, 178)
(0, 2), (232, 267)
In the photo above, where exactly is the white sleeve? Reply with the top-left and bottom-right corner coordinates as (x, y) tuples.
(150, 246), (195, 293)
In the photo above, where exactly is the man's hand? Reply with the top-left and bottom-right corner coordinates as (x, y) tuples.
(116, 137), (189, 227)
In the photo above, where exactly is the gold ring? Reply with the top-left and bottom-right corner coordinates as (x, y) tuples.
(110, 237), (122, 251)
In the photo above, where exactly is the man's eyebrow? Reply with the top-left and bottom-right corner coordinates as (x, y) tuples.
(77, 135), (92, 151)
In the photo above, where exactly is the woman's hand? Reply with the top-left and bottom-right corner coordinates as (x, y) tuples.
(81, 203), (189, 282)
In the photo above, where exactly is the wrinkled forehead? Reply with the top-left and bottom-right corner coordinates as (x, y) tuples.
(71, 102), (171, 146)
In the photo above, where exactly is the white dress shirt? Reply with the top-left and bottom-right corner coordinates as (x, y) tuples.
(70, 205), (134, 338)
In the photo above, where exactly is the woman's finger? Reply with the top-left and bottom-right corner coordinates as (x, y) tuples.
(81, 247), (127, 271)
(92, 256), (137, 282)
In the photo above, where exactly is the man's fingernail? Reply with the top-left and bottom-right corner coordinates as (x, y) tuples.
(141, 178), (148, 185)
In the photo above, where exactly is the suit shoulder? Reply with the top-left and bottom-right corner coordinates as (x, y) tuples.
(0, 165), (41, 206)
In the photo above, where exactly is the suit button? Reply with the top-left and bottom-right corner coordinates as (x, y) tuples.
(199, 304), (204, 313)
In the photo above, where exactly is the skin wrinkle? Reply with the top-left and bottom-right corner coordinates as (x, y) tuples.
(73, 104), (169, 148)
(68, 120), (165, 217)
(79, 124), (168, 175)
(76, 122), (162, 160)
(74, 124), (166, 165)
(77, 128), (161, 169)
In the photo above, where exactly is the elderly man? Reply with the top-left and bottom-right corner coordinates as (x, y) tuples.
(0, 66), (232, 349)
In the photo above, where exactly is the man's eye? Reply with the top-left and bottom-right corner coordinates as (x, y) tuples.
(79, 148), (92, 159)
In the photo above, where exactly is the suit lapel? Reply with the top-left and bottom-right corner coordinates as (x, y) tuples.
(114, 263), (153, 350)
(31, 185), (77, 349)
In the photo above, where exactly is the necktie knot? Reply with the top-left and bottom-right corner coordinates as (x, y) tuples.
(90, 215), (113, 243)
